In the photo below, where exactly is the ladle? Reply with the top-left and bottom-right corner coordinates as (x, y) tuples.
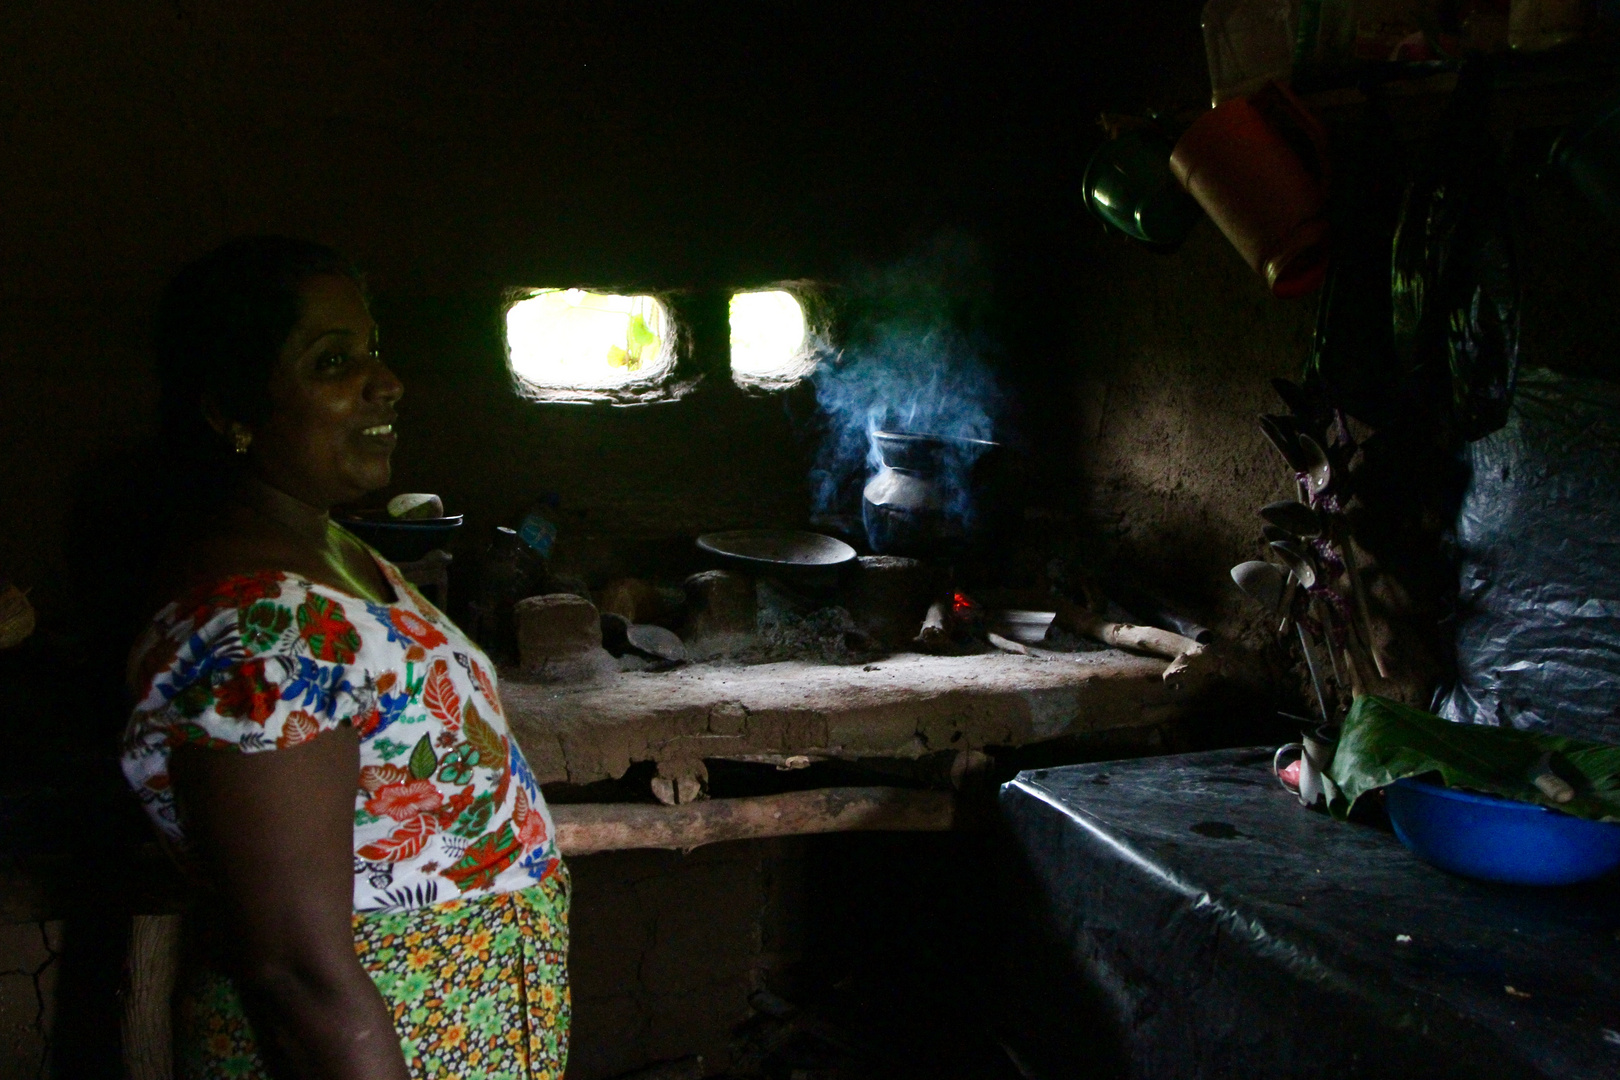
(1232, 560), (1329, 722)
(1258, 414), (1308, 474)
(1261, 523), (1294, 545)
(1280, 441), (1389, 680)
(1269, 377), (1316, 422)
(1295, 434), (1333, 501)
(1270, 540), (1353, 689)
(1230, 560), (1284, 614)
(1268, 540), (1316, 590)
(1260, 499), (1322, 538)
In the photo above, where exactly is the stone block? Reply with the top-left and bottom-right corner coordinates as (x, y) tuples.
(683, 570), (756, 650)
(843, 555), (941, 650)
(515, 593), (611, 679)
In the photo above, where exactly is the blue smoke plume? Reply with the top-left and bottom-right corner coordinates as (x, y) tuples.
(807, 237), (1005, 533)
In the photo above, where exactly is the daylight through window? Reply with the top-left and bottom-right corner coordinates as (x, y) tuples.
(729, 290), (811, 387)
(506, 289), (674, 394)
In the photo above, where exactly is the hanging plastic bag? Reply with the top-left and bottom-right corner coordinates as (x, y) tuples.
(1390, 60), (1521, 441)
(1437, 368), (1620, 744)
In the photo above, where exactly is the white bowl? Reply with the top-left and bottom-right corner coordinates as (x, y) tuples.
(989, 609), (1056, 645)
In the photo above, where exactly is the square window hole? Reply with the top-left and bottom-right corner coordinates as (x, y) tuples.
(506, 289), (675, 402)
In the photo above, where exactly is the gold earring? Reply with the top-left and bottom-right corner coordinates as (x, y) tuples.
(231, 426), (252, 455)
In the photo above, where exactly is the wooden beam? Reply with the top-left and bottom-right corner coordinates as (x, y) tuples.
(551, 786), (958, 855)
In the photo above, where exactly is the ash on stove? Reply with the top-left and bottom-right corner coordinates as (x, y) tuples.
(718, 579), (885, 667)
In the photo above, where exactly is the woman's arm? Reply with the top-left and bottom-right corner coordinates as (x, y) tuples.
(172, 727), (410, 1080)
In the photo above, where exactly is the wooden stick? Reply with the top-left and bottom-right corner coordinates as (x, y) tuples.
(552, 786), (958, 855)
(123, 913), (182, 1080)
(1053, 596), (1193, 656)
(986, 632), (1030, 655)
(917, 600), (950, 650)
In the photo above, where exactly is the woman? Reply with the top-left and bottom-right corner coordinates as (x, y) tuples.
(120, 237), (568, 1080)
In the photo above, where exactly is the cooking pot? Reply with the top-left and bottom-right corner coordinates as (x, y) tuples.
(861, 430), (1000, 557)
(1084, 128), (1204, 251)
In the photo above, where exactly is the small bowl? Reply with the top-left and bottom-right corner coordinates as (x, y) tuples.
(339, 513), (464, 563)
(1386, 778), (1620, 886)
(988, 609), (1056, 645)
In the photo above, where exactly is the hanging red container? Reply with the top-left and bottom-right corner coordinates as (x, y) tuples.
(1170, 81), (1331, 298)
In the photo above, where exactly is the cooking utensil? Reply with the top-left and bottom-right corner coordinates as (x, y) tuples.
(1271, 539), (1352, 690)
(1170, 81), (1331, 297)
(1251, 552), (1333, 719)
(1283, 435), (1389, 681)
(1230, 560), (1285, 614)
(1260, 499), (1321, 538)
(1274, 723), (1340, 808)
(1295, 434), (1333, 501)
(339, 512), (464, 562)
(1268, 540), (1316, 589)
(988, 609), (1056, 646)
(1258, 413), (1308, 474)
(1083, 128), (1204, 251)
(862, 431), (1001, 557)
(696, 530), (857, 572)
(1269, 377), (1316, 423)
(1261, 523), (1293, 545)
(626, 623), (687, 664)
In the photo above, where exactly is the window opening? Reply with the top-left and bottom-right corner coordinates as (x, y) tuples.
(730, 290), (812, 388)
(506, 289), (675, 400)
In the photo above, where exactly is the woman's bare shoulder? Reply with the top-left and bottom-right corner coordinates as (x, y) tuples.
(147, 512), (318, 616)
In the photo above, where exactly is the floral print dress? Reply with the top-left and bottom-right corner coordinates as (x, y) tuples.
(122, 552), (568, 1080)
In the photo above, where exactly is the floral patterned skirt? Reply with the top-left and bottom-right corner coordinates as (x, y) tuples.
(174, 870), (570, 1080)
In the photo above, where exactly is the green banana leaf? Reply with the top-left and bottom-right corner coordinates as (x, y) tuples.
(1327, 696), (1620, 823)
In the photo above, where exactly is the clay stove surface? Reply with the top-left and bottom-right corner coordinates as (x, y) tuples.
(501, 649), (1198, 786)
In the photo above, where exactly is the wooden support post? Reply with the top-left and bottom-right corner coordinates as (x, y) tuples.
(123, 913), (181, 1080)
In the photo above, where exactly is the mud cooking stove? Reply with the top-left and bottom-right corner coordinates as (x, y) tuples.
(496, 437), (1216, 851)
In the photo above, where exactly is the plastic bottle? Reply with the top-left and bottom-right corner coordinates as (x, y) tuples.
(516, 493), (560, 559)
(1204, 0), (1301, 105)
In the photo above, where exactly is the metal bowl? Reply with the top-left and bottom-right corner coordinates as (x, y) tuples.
(696, 530), (857, 572)
(339, 513), (464, 562)
(1083, 128), (1202, 252)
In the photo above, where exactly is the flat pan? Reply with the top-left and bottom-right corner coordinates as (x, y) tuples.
(696, 529), (856, 571)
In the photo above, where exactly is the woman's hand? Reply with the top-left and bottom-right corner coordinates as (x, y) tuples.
(173, 727), (410, 1080)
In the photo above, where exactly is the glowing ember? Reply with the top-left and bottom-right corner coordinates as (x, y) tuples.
(951, 591), (980, 620)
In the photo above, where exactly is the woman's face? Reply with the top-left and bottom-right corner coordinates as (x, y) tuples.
(248, 274), (403, 508)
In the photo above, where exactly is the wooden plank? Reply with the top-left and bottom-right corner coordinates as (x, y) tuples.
(551, 786), (958, 855)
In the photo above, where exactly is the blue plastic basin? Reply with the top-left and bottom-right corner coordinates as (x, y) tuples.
(1386, 778), (1620, 886)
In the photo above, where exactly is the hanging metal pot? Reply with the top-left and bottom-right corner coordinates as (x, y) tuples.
(1083, 128), (1204, 252)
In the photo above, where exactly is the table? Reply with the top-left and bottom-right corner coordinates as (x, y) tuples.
(998, 748), (1620, 1080)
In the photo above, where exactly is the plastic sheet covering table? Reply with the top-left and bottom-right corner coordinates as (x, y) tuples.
(998, 748), (1620, 1080)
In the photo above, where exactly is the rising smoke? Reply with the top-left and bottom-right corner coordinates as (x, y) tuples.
(807, 235), (1006, 534)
